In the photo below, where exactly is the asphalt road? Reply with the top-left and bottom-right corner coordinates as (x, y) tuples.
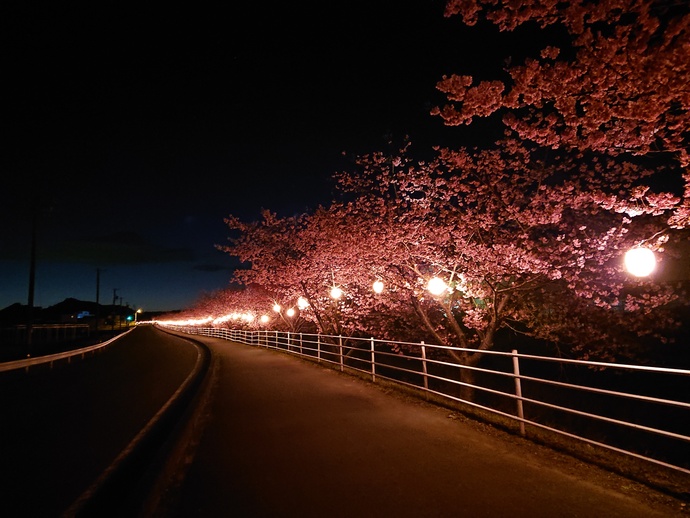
(147, 334), (688, 518)
(0, 325), (201, 517)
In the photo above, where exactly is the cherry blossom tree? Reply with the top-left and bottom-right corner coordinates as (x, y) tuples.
(216, 139), (682, 402)
(169, 284), (278, 330)
(211, 0), (689, 395)
(219, 209), (364, 338)
(435, 0), (690, 227)
(330, 142), (683, 375)
(218, 196), (434, 350)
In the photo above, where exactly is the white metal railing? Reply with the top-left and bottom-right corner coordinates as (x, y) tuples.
(0, 330), (131, 373)
(164, 326), (690, 476)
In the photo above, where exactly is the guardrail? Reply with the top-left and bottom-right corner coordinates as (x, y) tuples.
(0, 329), (132, 373)
(164, 326), (690, 476)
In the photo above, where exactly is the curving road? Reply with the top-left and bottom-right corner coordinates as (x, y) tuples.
(146, 332), (688, 518)
(0, 325), (204, 517)
(2, 326), (685, 517)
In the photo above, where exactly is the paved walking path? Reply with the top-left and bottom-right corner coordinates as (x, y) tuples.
(154, 336), (687, 517)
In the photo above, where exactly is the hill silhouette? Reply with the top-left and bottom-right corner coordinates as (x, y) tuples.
(0, 298), (170, 326)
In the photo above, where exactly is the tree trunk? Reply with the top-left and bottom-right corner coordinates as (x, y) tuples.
(458, 365), (477, 402)
(446, 349), (478, 402)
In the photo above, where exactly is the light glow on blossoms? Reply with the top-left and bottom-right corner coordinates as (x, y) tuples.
(273, 303), (281, 313)
(372, 280), (384, 294)
(624, 247), (656, 277)
(297, 297), (309, 310)
(155, 316), (213, 326)
(286, 307), (296, 317)
(330, 286), (343, 299)
(427, 277), (448, 296)
(213, 314), (233, 325)
(260, 315), (270, 324)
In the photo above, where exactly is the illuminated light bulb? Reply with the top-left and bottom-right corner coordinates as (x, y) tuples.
(286, 307), (296, 317)
(624, 247), (656, 277)
(427, 277), (447, 296)
(297, 297), (309, 310)
(260, 315), (269, 324)
(273, 303), (281, 313)
(372, 280), (384, 294)
(330, 286), (343, 299)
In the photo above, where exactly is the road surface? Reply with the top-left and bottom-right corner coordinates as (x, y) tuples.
(146, 332), (688, 517)
(0, 326), (203, 517)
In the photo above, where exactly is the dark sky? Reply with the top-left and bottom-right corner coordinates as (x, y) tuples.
(1, 1), (527, 311)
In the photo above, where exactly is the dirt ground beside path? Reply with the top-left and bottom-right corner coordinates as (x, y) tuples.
(155, 336), (689, 517)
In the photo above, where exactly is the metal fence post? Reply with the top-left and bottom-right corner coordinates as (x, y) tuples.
(421, 341), (429, 397)
(287, 331), (291, 352)
(300, 333), (303, 355)
(339, 335), (344, 372)
(370, 337), (376, 382)
(512, 349), (526, 437)
(317, 334), (321, 363)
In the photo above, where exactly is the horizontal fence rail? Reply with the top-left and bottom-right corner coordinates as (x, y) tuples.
(162, 325), (690, 476)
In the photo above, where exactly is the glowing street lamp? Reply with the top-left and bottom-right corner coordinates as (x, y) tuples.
(273, 303), (281, 313)
(372, 280), (384, 294)
(297, 297), (309, 310)
(330, 286), (343, 300)
(286, 307), (296, 318)
(427, 277), (448, 296)
(134, 308), (142, 322)
(260, 315), (270, 324)
(624, 247), (656, 277)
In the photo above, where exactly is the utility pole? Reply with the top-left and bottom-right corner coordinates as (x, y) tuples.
(118, 296), (123, 329)
(96, 269), (101, 305)
(111, 288), (118, 331)
(95, 268), (104, 335)
(26, 208), (37, 349)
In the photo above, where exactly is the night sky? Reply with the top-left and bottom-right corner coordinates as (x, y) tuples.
(2, 1), (540, 311)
